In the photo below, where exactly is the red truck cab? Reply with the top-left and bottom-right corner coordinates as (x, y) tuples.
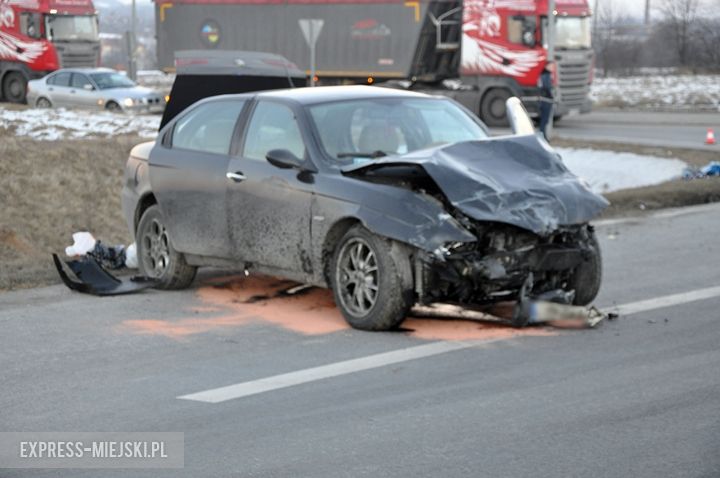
(462, 0), (593, 125)
(0, 0), (100, 103)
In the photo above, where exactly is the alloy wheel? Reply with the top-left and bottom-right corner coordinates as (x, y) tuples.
(141, 218), (171, 277)
(336, 238), (379, 317)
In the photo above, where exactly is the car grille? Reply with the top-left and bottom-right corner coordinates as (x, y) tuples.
(556, 53), (592, 109)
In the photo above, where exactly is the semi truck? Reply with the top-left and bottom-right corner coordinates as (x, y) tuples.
(155, 0), (593, 125)
(0, 0), (100, 103)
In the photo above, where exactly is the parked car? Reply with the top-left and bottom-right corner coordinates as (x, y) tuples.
(27, 68), (166, 113)
(122, 86), (608, 330)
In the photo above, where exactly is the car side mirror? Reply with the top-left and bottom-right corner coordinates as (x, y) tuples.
(506, 97), (535, 136)
(266, 149), (303, 169)
(83, 84), (94, 91)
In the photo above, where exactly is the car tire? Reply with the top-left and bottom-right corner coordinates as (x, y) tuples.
(568, 231), (602, 306)
(480, 88), (511, 127)
(2, 72), (27, 104)
(106, 101), (121, 112)
(330, 225), (414, 331)
(136, 205), (197, 290)
(36, 97), (52, 108)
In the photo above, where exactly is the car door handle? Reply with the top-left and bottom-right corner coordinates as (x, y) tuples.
(226, 172), (246, 182)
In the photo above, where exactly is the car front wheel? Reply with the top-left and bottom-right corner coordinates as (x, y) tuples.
(331, 225), (414, 331)
(567, 231), (602, 305)
(136, 205), (197, 289)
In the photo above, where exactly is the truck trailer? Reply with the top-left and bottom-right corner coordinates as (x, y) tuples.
(154, 0), (593, 125)
(0, 0), (100, 103)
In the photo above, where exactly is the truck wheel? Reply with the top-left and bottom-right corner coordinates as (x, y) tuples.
(480, 88), (511, 127)
(567, 231), (602, 306)
(2, 72), (27, 104)
(36, 97), (52, 108)
(136, 205), (197, 290)
(330, 225), (414, 331)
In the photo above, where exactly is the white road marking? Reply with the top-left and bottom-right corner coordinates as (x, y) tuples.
(178, 285), (720, 403)
(606, 285), (720, 316)
(594, 202), (720, 228)
(177, 340), (483, 403)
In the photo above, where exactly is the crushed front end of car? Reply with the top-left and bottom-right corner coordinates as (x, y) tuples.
(342, 134), (609, 308)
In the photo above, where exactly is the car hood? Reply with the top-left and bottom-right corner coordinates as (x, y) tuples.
(341, 134), (609, 235)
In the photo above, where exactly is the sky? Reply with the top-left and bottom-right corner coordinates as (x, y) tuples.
(107, 0), (705, 23)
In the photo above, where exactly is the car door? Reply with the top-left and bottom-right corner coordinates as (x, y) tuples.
(69, 73), (98, 109)
(45, 72), (73, 106)
(226, 100), (314, 277)
(148, 99), (248, 259)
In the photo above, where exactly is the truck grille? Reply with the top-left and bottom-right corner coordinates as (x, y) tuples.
(556, 54), (591, 109)
(59, 51), (98, 68)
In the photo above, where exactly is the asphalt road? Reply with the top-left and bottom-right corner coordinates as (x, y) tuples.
(2, 204), (720, 477)
(555, 110), (720, 151)
(492, 109), (720, 151)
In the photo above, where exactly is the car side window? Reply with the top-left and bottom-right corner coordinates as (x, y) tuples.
(172, 101), (246, 155)
(242, 102), (305, 161)
(71, 74), (92, 89)
(48, 72), (71, 87)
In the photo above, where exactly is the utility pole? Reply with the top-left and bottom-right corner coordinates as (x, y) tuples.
(593, 0), (599, 36)
(644, 0), (650, 25)
(128, 0), (137, 80)
(547, 0), (556, 139)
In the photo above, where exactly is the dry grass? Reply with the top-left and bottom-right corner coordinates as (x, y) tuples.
(0, 129), (141, 289)
(1, 134), (719, 290)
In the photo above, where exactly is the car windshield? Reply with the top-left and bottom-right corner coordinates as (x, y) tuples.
(308, 97), (488, 163)
(46, 15), (98, 42)
(555, 16), (592, 49)
(89, 72), (136, 90)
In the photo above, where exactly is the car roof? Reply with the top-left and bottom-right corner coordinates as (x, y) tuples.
(255, 85), (432, 105)
(52, 68), (118, 74)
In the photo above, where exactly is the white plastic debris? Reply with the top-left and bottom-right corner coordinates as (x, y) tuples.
(65, 232), (97, 257)
(125, 243), (138, 269)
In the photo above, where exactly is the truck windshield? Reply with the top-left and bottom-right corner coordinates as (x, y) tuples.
(47, 15), (98, 41)
(555, 16), (591, 49)
(309, 98), (488, 162)
(89, 72), (136, 89)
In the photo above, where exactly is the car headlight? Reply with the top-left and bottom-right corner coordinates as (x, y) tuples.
(122, 98), (135, 108)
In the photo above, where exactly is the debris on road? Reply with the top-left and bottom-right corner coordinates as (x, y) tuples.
(54, 233), (151, 296)
(53, 254), (157, 296)
(682, 161), (720, 179)
(64, 232), (137, 270)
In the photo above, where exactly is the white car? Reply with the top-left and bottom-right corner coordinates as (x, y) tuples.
(27, 68), (166, 113)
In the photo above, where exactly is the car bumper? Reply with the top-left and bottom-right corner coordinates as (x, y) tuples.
(123, 104), (166, 114)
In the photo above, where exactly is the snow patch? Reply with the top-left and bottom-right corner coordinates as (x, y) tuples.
(591, 75), (720, 109)
(557, 147), (686, 193)
(0, 107), (160, 140)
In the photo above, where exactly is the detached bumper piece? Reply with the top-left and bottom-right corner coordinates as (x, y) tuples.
(53, 254), (159, 296)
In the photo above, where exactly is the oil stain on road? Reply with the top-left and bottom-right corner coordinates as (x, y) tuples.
(119, 275), (554, 341)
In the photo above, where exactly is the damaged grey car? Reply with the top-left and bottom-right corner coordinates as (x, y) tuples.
(122, 86), (608, 330)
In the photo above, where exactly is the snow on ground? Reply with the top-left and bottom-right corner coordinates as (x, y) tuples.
(591, 75), (720, 110)
(0, 107), (160, 140)
(557, 147), (687, 193)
